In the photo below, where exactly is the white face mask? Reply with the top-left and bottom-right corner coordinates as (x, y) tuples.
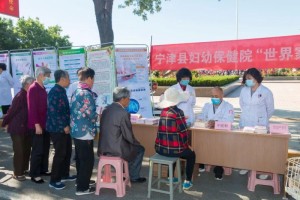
(245, 79), (255, 87)
(43, 77), (51, 85)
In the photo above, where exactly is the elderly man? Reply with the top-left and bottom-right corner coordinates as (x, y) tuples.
(27, 66), (52, 184)
(197, 86), (234, 180)
(46, 70), (76, 190)
(98, 87), (146, 183)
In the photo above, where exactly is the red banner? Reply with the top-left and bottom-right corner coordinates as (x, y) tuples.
(0, 0), (19, 18)
(151, 35), (300, 70)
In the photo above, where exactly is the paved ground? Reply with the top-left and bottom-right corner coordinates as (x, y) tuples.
(0, 80), (299, 200)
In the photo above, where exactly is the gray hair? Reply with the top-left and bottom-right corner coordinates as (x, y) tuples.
(20, 75), (35, 88)
(113, 87), (130, 102)
(35, 66), (51, 77)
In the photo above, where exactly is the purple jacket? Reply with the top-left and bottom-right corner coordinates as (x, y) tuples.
(27, 81), (47, 129)
(2, 89), (29, 135)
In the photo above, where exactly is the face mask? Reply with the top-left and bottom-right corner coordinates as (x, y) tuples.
(245, 79), (255, 87)
(180, 79), (190, 86)
(211, 98), (221, 105)
(43, 77), (51, 85)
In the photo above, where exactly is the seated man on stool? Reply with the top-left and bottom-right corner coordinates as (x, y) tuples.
(97, 87), (146, 183)
(197, 86), (234, 180)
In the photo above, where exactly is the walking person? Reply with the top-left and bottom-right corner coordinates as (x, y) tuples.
(70, 67), (98, 195)
(2, 75), (35, 181)
(28, 66), (52, 184)
(47, 70), (76, 190)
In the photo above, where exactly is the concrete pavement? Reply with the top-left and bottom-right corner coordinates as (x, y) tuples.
(0, 80), (299, 200)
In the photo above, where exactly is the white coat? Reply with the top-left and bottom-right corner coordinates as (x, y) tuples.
(0, 71), (14, 106)
(239, 84), (274, 128)
(198, 100), (234, 122)
(170, 83), (196, 125)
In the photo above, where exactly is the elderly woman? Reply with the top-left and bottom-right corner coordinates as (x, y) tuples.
(155, 87), (196, 190)
(0, 63), (14, 114)
(70, 67), (98, 196)
(28, 66), (52, 184)
(2, 75), (35, 181)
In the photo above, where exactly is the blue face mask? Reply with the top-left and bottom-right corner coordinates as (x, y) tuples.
(43, 77), (51, 85)
(211, 98), (221, 105)
(245, 79), (255, 87)
(180, 79), (190, 86)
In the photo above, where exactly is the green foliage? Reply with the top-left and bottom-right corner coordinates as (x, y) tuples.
(0, 17), (72, 50)
(151, 70), (160, 78)
(0, 17), (20, 50)
(119, 0), (169, 20)
(151, 75), (240, 87)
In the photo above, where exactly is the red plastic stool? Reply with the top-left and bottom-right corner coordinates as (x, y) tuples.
(95, 155), (131, 197)
(205, 165), (232, 175)
(247, 170), (280, 194)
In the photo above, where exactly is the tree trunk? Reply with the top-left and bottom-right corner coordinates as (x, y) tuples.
(93, 0), (114, 47)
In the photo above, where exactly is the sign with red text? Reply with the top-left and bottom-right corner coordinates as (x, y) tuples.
(269, 124), (289, 134)
(215, 121), (232, 131)
(151, 35), (300, 70)
(0, 0), (19, 18)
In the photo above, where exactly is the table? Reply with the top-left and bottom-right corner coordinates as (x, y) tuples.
(132, 123), (158, 157)
(191, 127), (290, 174)
(132, 123), (290, 175)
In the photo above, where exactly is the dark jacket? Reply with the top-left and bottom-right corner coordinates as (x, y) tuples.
(98, 103), (141, 161)
(46, 84), (70, 133)
(2, 89), (29, 135)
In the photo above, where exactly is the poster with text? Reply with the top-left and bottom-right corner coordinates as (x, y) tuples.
(87, 46), (116, 114)
(115, 48), (153, 118)
(10, 51), (33, 94)
(33, 49), (58, 92)
(59, 48), (85, 84)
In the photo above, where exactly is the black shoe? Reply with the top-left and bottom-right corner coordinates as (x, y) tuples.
(31, 177), (45, 184)
(131, 177), (146, 183)
(214, 174), (223, 181)
(76, 187), (95, 196)
(75, 180), (96, 187)
(41, 171), (51, 176)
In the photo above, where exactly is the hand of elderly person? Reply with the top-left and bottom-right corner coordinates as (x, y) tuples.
(4, 125), (8, 132)
(64, 126), (70, 134)
(35, 124), (43, 135)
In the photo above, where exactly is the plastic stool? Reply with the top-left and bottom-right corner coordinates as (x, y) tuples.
(205, 165), (232, 175)
(95, 156), (131, 197)
(147, 153), (182, 200)
(247, 170), (280, 194)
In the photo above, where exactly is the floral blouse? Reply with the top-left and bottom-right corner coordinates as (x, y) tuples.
(70, 82), (98, 138)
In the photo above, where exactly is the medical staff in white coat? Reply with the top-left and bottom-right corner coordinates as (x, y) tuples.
(0, 63), (14, 115)
(239, 68), (274, 128)
(239, 68), (274, 178)
(170, 68), (196, 126)
(197, 86), (234, 180)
